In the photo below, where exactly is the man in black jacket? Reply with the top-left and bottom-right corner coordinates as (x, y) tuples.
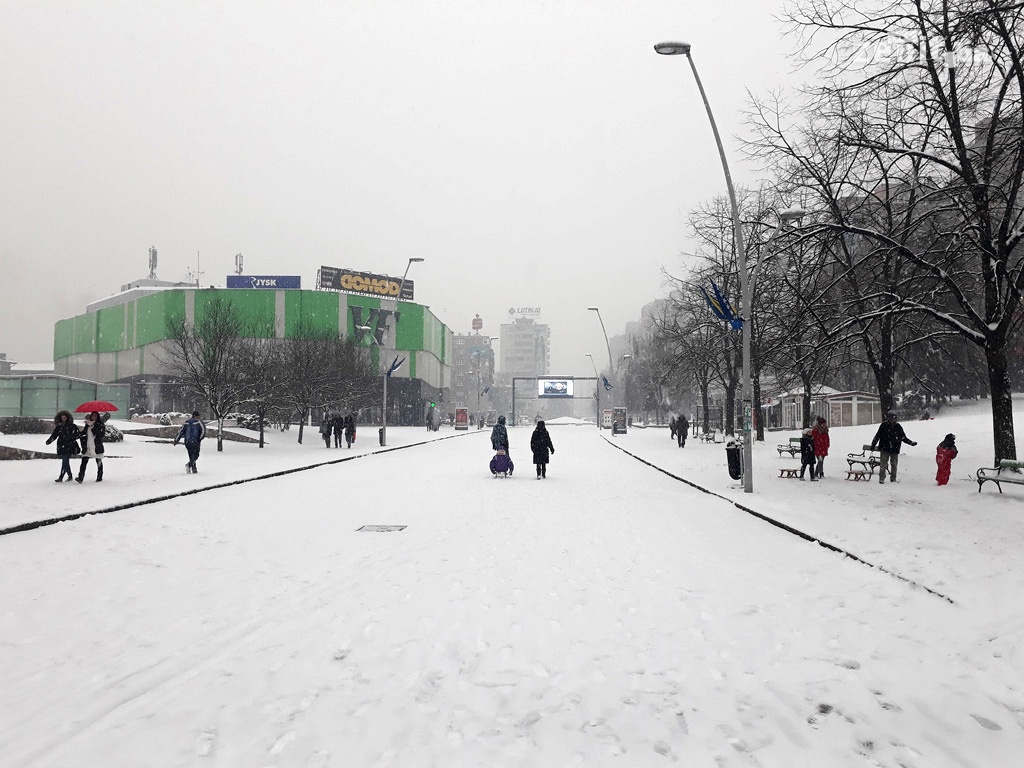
(870, 410), (918, 484)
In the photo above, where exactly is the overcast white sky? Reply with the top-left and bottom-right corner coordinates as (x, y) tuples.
(0, 0), (801, 374)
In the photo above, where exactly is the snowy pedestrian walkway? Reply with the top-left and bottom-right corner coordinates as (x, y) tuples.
(1, 412), (1022, 767)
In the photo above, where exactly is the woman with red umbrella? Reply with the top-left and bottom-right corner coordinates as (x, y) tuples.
(76, 411), (106, 483)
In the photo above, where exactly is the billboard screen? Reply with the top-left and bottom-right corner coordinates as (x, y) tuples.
(226, 275), (301, 289)
(537, 379), (574, 398)
(319, 266), (414, 300)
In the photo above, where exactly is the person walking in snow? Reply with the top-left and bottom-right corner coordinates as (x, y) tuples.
(76, 411), (106, 482)
(490, 415), (509, 453)
(332, 412), (345, 448)
(799, 428), (817, 481)
(174, 411), (206, 474)
(45, 409), (80, 482)
(530, 420), (555, 479)
(344, 413), (356, 448)
(319, 415), (332, 448)
(677, 415), (689, 447)
(669, 416), (677, 442)
(935, 433), (958, 486)
(870, 410), (918, 484)
(811, 416), (830, 478)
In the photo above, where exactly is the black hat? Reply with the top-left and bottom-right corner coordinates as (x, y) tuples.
(945, 433), (956, 441)
(886, 410), (897, 418)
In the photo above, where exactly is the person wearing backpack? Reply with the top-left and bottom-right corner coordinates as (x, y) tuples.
(174, 411), (207, 474)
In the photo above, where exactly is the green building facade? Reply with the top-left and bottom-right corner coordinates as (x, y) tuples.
(52, 288), (452, 419)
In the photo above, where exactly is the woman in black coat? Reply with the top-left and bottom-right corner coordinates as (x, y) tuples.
(530, 420), (555, 479)
(45, 410), (80, 482)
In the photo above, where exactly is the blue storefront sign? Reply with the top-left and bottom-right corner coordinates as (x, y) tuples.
(226, 275), (301, 290)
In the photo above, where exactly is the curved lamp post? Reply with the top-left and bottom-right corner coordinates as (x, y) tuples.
(397, 257), (424, 301)
(587, 307), (614, 373)
(655, 40), (754, 492)
(357, 324), (388, 446)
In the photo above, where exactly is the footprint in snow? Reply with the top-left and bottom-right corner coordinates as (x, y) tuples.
(195, 729), (216, 756)
(971, 714), (1002, 730)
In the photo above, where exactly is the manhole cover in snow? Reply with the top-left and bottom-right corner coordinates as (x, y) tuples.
(357, 525), (407, 532)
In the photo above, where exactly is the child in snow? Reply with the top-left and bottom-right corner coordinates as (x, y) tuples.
(799, 428), (817, 481)
(935, 434), (958, 486)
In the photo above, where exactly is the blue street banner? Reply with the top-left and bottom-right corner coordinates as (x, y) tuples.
(700, 279), (743, 330)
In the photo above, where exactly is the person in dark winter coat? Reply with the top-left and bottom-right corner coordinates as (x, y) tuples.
(530, 420), (555, 478)
(319, 415), (332, 448)
(811, 417), (830, 478)
(490, 415), (509, 452)
(76, 411), (106, 482)
(344, 413), (356, 448)
(669, 416), (677, 441)
(799, 428), (817, 481)
(935, 434), (958, 486)
(677, 415), (689, 447)
(870, 410), (918, 484)
(46, 409), (80, 482)
(174, 411), (206, 474)
(332, 413), (345, 448)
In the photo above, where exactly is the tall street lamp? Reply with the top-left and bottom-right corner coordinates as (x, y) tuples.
(397, 257), (424, 302)
(655, 40), (756, 492)
(585, 353), (601, 429)
(621, 354), (632, 412)
(357, 325), (389, 446)
(587, 307), (614, 373)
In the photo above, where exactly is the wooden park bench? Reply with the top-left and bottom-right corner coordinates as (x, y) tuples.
(777, 437), (801, 458)
(976, 459), (1024, 493)
(698, 432), (719, 444)
(778, 467), (801, 479)
(847, 445), (881, 475)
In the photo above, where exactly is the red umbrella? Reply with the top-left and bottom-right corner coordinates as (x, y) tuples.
(74, 401), (119, 413)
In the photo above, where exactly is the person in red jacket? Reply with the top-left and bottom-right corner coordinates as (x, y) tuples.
(811, 417), (830, 479)
(935, 434), (958, 486)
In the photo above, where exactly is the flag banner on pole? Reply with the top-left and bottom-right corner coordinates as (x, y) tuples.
(701, 279), (743, 330)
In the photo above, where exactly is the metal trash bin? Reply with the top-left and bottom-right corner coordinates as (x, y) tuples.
(726, 439), (743, 480)
(378, 427), (385, 446)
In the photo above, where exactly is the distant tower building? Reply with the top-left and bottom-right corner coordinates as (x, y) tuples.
(498, 313), (550, 384)
(453, 327), (496, 418)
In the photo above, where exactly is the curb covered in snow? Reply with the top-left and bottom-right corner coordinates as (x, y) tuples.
(0, 432), (474, 538)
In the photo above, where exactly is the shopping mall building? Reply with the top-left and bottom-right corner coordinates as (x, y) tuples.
(47, 270), (452, 423)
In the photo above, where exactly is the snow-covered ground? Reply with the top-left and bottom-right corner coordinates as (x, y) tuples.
(1, 401), (1022, 767)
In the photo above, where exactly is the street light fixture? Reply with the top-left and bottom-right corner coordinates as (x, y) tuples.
(397, 257), (424, 302)
(585, 353), (601, 429)
(655, 39), (754, 492)
(357, 324), (389, 446)
(587, 307), (614, 373)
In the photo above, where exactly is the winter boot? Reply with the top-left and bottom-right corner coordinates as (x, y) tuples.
(96, 462), (103, 482)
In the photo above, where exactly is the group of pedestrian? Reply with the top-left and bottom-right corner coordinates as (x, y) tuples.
(488, 416), (556, 479)
(795, 410), (955, 486)
(45, 410), (107, 483)
(798, 417), (830, 481)
(320, 412), (357, 449)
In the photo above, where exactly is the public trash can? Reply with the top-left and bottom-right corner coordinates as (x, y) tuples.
(726, 439), (743, 480)
(379, 427), (385, 446)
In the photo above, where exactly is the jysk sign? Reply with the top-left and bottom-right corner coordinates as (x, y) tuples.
(226, 275), (301, 290)
(319, 266), (414, 300)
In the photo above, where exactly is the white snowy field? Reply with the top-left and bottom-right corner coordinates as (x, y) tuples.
(1, 402), (1022, 768)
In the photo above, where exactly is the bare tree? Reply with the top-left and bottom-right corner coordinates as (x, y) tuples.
(776, 0), (1024, 462)
(163, 293), (248, 452)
